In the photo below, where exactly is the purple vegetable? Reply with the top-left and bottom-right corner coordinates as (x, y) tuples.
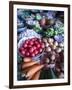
(46, 11), (57, 19)
(54, 35), (64, 43)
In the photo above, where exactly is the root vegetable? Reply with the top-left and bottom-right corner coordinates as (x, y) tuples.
(22, 60), (39, 69)
(23, 58), (32, 63)
(31, 70), (41, 80)
(22, 64), (39, 73)
(26, 64), (44, 79)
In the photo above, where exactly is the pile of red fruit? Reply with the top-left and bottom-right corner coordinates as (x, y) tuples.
(19, 38), (45, 57)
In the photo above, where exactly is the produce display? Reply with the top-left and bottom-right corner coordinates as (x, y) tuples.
(17, 9), (64, 80)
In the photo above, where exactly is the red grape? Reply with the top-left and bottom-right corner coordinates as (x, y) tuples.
(24, 43), (28, 48)
(29, 47), (34, 53)
(33, 46), (37, 50)
(31, 53), (35, 57)
(21, 50), (25, 55)
(31, 38), (36, 42)
(25, 40), (29, 44)
(37, 44), (41, 48)
(34, 41), (39, 45)
(34, 50), (39, 55)
(28, 45), (32, 48)
(19, 47), (24, 52)
(29, 41), (34, 45)
(39, 39), (42, 42)
(39, 48), (43, 53)
(25, 51), (30, 56)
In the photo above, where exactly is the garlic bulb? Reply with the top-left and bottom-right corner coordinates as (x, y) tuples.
(45, 43), (49, 47)
(48, 38), (54, 43)
(52, 45), (57, 50)
(54, 41), (58, 46)
(43, 38), (48, 43)
(59, 43), (64, 48)
(46, 47), (51, 52)
(45, 58), (50, 63)
(51, 55), (55, 61)
(56, 48), (62, 53)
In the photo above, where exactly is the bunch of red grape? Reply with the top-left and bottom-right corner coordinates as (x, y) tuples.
(19, 38), (45, 57)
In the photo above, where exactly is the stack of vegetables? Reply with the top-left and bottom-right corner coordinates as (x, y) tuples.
(17, 9), (64, 80)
